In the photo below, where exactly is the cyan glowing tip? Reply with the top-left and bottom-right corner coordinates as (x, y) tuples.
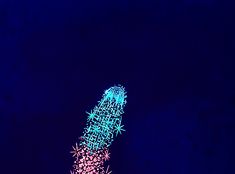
(103, 85), (127, 106)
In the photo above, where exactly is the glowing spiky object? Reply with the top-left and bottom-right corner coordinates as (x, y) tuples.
(70, 85), (127, 174)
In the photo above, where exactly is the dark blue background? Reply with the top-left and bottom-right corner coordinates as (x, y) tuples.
(0, 0), (235, 174)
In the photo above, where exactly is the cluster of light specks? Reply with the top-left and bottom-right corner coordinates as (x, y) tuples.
(70, 85), (127, 174)
(70, 145), (110, 174)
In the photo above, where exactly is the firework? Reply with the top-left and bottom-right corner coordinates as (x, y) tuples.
(70, 85), (127, 174)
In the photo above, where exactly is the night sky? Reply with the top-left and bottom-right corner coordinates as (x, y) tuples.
(0, 0), (235, 174)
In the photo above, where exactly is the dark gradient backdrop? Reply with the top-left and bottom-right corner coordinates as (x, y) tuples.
(0, 0), (235, 174)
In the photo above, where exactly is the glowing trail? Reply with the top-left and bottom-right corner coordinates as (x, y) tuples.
(70, 85), (127, 174)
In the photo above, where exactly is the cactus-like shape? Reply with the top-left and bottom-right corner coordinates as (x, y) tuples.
(70, 85), (127, 174)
